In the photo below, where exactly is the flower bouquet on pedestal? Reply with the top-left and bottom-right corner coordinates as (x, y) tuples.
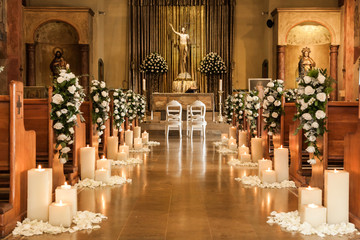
(139, 52), (168, 93)
(198, 52), (227, 93)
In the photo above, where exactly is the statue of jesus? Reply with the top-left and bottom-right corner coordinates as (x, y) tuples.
(169, 23), (190, 74)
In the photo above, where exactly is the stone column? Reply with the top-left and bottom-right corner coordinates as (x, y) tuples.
(26, 43), (36, 86)
(330, 45), (339, 101)
(80, 44), (90, 94)
(277, 45), (286, 81)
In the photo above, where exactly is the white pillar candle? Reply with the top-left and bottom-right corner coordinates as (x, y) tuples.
(119, 144), (129, 158)
(258, 159), (272, 178)
(229, 126), (237, 139)
(142, 131), (149, 144)
(325, 169), (349, 224)
(229, 142), (237, 150)
(143, 79), (146, 91)
(106, 136), (118, 160)
(251, 137), (263, 162)
(27, 166), (52, 221)
(134, 138), (143, 150)
(125, 130), (133, 149)
(97, 156), (112, 172)
(49, 200), (72, 227)
(80, 145), (96, 180)
(221, 133), (228, 143)
(134, 126), (141, 139)
(238, 144), (250, 156)
(300, 204), (327, 227)
(95, 168), (110, 183)
(298, 186), (322, 213)
(274, 145), (289, 182)
(240, 152), (251, 162)
(117, 150), (127, 161)
(219, 79), (222, 91)
(55, 182), (77, 216)
(238, 131), (247, 147)
(261, 168), (276, 183)
(228, 137), (236, 148)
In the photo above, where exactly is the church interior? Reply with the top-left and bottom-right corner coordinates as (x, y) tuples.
(1, 0), (360, 239)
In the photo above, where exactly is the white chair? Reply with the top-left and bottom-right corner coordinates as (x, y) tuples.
(165, 100), (182, 138)
(189, 100), (207, 138)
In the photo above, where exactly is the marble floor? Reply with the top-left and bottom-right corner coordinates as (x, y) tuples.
(6, 132), (359, 240)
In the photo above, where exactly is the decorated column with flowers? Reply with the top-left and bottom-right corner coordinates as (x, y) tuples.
(136, 94), (146, 123)
(233, 92), (246, 130)
(245, 90), (261, 138)
(125, 90), (139, 128)
(224, 95), (234, 124)
(113, 89), (128, 144)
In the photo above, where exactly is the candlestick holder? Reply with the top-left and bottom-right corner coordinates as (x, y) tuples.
(218, 90), (224, 123)
(143, 89), (147, 122)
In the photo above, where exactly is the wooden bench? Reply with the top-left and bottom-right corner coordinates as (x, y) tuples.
(0, 81), (36, 237)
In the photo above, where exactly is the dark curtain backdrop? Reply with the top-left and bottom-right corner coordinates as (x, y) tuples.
(128, 0), (234, 98)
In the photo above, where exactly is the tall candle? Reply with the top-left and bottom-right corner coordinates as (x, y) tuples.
(261, 168), (276, 184)
(27, 166), (52, 221)
(125, 130), (133, 149)
(300, 204), (326, 227)
(258, 159), (272, 178)
(134, 138), (143, 150)
(238, 131), (247, 147)
(325, 169), (349, 224)
(95, 168), (110, 183)
(117, 150), (127, 161)
(298, 186), (322, 213)
(80, 145), (96, 179)
(134, 126), (141, 139)
(107, 136), (118, 160)
(143, 79), (146, 91)
(274, 145), (289, 182)
(97, 156), (112, 172)
(55, 182), (77, 216)
(49, 200), (72, 227)
(240, 152), (251, 162)
(142, 131), (149, 144)
(229, 126), (237, 139)
(219, 79), (222, 91)
(251, 137), (263, 162)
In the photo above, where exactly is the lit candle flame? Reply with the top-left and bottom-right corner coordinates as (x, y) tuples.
(86, 144), (89, 147)
(307, 186), (312, 190)
(64, 182), (68, 186)
(266, 168), (271, 171)
(100, 168), (105, 171)
(38, 165), (42, 169)
(334, 169), (338, 173)
(280, 145), (283, 149)
(308, 203), (318, 208)
(102, 155), (106, 159)
(241, 144), (246, 147)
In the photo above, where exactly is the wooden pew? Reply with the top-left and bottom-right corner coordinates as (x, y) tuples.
(0, 81), (36, 237)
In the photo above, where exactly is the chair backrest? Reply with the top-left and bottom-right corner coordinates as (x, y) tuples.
(166, 100), (182, 121)
(190, 100), (206, 120)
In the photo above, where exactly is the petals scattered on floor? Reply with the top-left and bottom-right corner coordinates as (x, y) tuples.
(213, 141), (226, 147)
(12, 211), (107, 237)
(267, 210), (358, 237)
(112, 158), (143, 166)
(216, 148), (237, 154)
(129, 147), (151, 153)
(227, 159), (258, 168)
(235, 175), (296, 189)
(75, 177), (132, 189)
(145, 141), (160, 146)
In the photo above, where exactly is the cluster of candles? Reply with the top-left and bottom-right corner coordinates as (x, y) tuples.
(298, 169), (349, 226)
(27, 166), (77, 227)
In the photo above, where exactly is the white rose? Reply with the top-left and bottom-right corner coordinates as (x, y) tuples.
(271, 112), (279, 118)
(69, 127), (74, 134)
(274, 100), (281, 106)
(316, 93), (327, 102)
(253, 96), (259, 101)
(305, 86), (315, 95)
(101, 101), (108, 107)
(57, 77), (65, 84)
(101, 125), (106, 130)
(255, 103), (260, 110)
(302, 113), (312, 121)
(267, 96), (275, 103)
(115, 115), (120, 119)
(113, 92), (119, 96)
(93, 94), (99, 102)
(246, 96), (253, 102)
(114, 99), (119, 104)
(303, 123), (311, 130)
(61, 147), (71, 154)
(304, 76), (312, 84)
(100, 81), (106, 88)
(267, 82), (274, 88)
(67, 115), (77, 123)
(306, 146), (315, 153)
(307, 159), (317, 165)
(57, 134), (67, 141)
(61, 109), (68, 114)
(67, 85), (76, 94)
(317, 73), (326, 84)
(52, 94), (64, 105)
(90, 87), (97, 93)
(54, 122), (64, 130)
(59, 158), (67, 164)
(95, 108), (99, 113)
(300, 103), (308, 111)
(270, 122), (276, 127)
(121, 112), (125, 116)
(67, 102), (75, 107)
(277, 80), (284, 84)
(315, 110), (326, 119)
(101, 91), (108, 97)
(308, 135), (316, 142)
(268, 131), (273, 136)
(311, 122), (319, 128)
(56, 111), (61, 117)
(277, 87), (283, 93)
(97, 118), (102, 123)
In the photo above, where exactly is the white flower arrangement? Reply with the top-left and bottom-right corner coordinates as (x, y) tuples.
(233, 92), (246, 130)
(198, 52), (227, 75)
(90, 80), (110, 142)
(139, 52), (168, 74)
(125, 90), (138, 123)
(284, 88), (298, 102)
(263, 80), (284, 136)
(294, 69), (333, 164)
(235, 176), (296, 189)
(136, 93), (146, 122)
(245, 90), (260, 138)
(50, 68), (85, 163)
(113, 89), (127, 131)
(224, 95), (234, 124)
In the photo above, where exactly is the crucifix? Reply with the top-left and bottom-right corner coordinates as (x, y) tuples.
(16, 95), (22, 115)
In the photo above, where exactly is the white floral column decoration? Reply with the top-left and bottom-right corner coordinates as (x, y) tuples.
(284, 88), (298, 102)
(262, 80), (284, 136)
(245, 90), (260, 138)
(125, 90), (138, 125)
(224, 94), (234, 124)
(90, 80), (110, 142)
(113, 89), (127, 131)
(50, 68), (85, 163)
(136, 94), (146, 122)
(233, 92), (246, 130)
(294, 69), (333, 164)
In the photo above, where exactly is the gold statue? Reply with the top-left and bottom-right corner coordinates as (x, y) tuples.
(50, 47), (67, 76)
(298, 47), (316, 77)
(169, 23), (190, 74)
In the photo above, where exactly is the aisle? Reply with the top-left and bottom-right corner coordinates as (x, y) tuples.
(7, 133), (357, 240)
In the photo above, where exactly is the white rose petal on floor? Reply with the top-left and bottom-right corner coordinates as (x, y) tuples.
(213, 141), (226, 147)
(227, 159), (258, 168)
(216, 148), (237, 154)
(112, 158), (143, 166)
(129, 147), (151, 153)
(267, 210), (358, 237)
(75, 177), (132, 189)
(12, 211), (107, 237)
(145, 141), (160, 146)
(234, 175), (296, 189)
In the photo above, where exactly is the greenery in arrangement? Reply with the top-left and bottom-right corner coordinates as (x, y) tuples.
(262, 80), (284, 136)
(139, 52), (168, 74)
(50, 67), (85, 163)
(198, 52), (227, 75)
(284, 89), (298, 102)
(245, 90), (260, 138)
(294, 69), (333, 165)
(136, 94), (146, 122)
(125, 90), (139, 123)
(224, 95), (234, 124)
(90, 80), (110, 142)
(232, 92), (246, 130)
(113, 89), (128, 131)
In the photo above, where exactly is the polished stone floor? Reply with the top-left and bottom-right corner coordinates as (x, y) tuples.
(7, 133), (360, 240)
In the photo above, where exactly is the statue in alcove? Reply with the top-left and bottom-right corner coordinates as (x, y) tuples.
(298, 47), (316, 78)
(169, 23), (190, 75)
(50, 47), (67, 76)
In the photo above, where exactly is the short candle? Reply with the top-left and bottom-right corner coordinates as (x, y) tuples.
(258, 158), (272, 178)
(300, 203), (327, 227)
(49, 200), (72, 227)
(261, 168), (276, 184)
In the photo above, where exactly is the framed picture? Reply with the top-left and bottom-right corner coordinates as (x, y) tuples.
(248, 78), (272, 92)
